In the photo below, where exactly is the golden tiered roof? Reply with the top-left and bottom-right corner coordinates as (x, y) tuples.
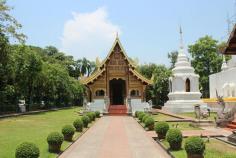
(80, 37), (153, 85)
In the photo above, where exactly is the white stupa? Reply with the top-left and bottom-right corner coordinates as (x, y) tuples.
(164, 27), (204, 113)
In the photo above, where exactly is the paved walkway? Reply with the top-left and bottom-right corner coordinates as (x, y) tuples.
(59, 116), (170, 158)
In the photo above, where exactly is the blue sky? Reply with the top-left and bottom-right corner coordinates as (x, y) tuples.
(8, 0), (236, 66)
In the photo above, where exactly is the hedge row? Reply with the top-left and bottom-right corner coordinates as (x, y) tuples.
(15, 111), (101, 157)
(134, 111), (205, 156)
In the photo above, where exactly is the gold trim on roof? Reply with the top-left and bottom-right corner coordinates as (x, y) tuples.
(80, 68), (105, 85)
(98, 37), (136, 68)
(129, 68), (153, 85)
(80, 36), (153, 85)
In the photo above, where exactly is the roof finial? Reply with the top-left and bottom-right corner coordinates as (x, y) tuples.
(116, 31), (119, 39)
(179, 25), (184, 49)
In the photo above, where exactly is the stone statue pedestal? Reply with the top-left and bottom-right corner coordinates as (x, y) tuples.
(228, 130), (236, 144)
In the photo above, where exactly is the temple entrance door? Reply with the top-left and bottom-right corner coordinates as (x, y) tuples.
(109, 79), (126, 105)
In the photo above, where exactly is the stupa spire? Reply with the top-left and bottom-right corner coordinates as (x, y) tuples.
(221, 55), (228, 71)
(179, 26), (184, 50)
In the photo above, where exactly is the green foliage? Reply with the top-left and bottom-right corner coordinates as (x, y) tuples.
(47, 132), (64, 145)
(188, 36), (228, 97)
(184, 137), (205, 155)
(137, 63), (158, 79)
(138, 112), (145, 121)
(155, 121), (169, 136)
(135, 111), (141, 118)
(95, 111), (100, 118)
(86, 112), (95, 121)
(73, 118), (83, 132)
(168, 51), (178, 69)
(0, 38), (86, 113)
(61, 125), (75, 137)
(0, 1), (26, 42)
(166, 129), (183, 150)
(144, 116), (155, 130)
(15, 142), (40, 158)
(142, 114), (149, 123)
(81, 115), (90, 128)
(138, 63), (171, 106)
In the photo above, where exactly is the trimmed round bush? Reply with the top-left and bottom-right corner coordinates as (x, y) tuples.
(138, 112), (145, 121)
(166, 128), (183, 150)
(15, 142), (40, 158)
(62, 125), (75, 141)
(154, 121), (169, 139)
(144, 116), (155, 130)
(142, 114), (149, 123)
(135, 111), (141, 118)
(95, 111), (100, 118)
(86, 112), (95, 122)
(184, 136), (205, 157)
(47, 132), (64, 153)
(73, 118), (84, 132)
(81, 115), (90, 128)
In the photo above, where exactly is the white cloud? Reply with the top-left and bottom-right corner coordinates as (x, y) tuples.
(60, 7), (121, 60)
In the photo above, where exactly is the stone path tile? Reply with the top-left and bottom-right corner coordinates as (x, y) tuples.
(59, 116), (171, 158)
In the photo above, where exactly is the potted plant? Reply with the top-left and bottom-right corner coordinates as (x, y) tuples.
(62, 125), (75, 141)
(184, 136), (205, 158)
(47, 132), (64, 153)
(154, 121), (169, 139)
(166, 128), (183, 150)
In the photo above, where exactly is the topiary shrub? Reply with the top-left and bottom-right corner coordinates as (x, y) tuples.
(81, 115), (90, 128)
(73, 118), (83, 132)
(62, 125), (75, 141)
(92, 112), (96, 120)
(86, 112), (95, 122)
(95, 111), (100, 118)
(15, 142), (40, 158)
(166, 128), (183, 150)
(47, 132), (64, 153)
(142, 114), (149, 123)
(144, 116), (155, 130)
(184, 136), (205, 158)
(135, 111), (141, 118)
(138, 112), (145, 121)
(154, 121), (169, 139)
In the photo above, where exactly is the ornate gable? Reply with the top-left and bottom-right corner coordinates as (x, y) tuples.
(81, 37), (152, 85)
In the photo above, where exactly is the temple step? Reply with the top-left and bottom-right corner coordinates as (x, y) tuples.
(108, 105), (127, 115)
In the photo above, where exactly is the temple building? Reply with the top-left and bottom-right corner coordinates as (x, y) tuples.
(164, 28), (204, 113)
(81, 35), (152, 114)
(208, 25), (236, 110)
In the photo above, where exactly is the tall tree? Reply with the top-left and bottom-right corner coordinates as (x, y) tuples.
(150, 65), (172, 106)
(188, 36), (223, 98)
(168, 51), (178, 69)
(138, 63), (158, 79)
(0, 0), (26, 42)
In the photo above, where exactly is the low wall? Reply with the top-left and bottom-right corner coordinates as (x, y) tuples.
(203, 98), (236, 112)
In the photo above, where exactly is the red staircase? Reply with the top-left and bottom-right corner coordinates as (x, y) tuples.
(108, 105), (127, 115)
(226, 120), (236, 131)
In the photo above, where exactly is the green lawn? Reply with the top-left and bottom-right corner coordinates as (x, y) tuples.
(168, 122), (201, 130)
(179, 112), (217, 121)
(161, 138), (236, 158)
(0, 107), (85, 158)
(153, 113), (178, 121)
